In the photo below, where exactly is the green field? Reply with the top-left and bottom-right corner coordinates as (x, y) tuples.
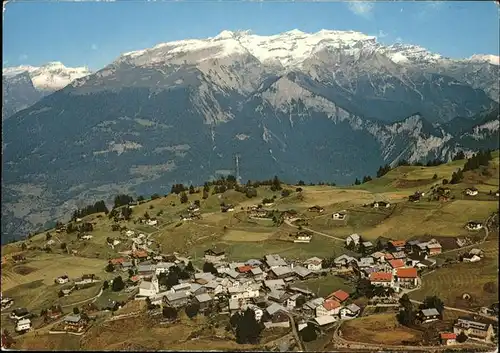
(295, 275), (354, 297)
(410, 239), (499, 309)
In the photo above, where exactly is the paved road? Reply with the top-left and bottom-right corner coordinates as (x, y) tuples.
(408, 299), (498, 322)
(284, 219), (345, 242)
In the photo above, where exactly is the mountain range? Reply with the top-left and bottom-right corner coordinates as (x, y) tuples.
(2, 62), (92, 120)
(2, 29), (499, 243)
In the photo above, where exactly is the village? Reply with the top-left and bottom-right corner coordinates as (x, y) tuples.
(2, 189), (498, 351)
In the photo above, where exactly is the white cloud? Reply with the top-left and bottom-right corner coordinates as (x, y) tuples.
(416, 1), (444, 19)
(395, 37), (403, 43)
(347, 1), (374, 19)
(19, 54), (28, 61)
(91, 44), (98, 51)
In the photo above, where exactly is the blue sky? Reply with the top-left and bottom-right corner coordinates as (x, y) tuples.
(3, 0), (499, 71)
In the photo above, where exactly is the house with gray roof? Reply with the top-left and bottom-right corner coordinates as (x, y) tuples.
(341, 303), (361, 319)
(194, 293), (213, 309)
(303, 297), (325, 315)
(334, 254), (356, 267)
(264, 279), (286, 291)
(358, 257), (374, 268)
(165, 291), (189, 307)
(269, 266), (293, 279)
(245, 259), (263, 267)
(418, 308), (441, 323)
(264, 254), (288, 268)
(293, 266), (313, 279)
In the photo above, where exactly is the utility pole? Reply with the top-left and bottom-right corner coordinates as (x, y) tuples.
(235, 153), (242, 185)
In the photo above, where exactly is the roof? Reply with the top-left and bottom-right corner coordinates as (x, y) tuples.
(421, 308), (440, 317)
(110, 258), (125, 265)
(156, 262), (175, 269)
(271, 266), (293, 277)
(204, 249), (225, 256)
(172, 283), (190, 291)
(293, 266), (312, 278)
(304, 297), (325, 310)
(266, 302), (288, 316)
(251, 267), (263, 275)
(190, 283), (203, 292)
(17, 318), (31, 325)
(322, 300), (341, 311)
(440, 332), (457, 340)
(358, 257), (374, 266)
(245, 259), (262, 266)
(195, 293), (212, 303)
(369, 272), (393, 282)
(388, 259), (405, 268)
(139, 281), (155, 290)
(265, 254), (288, 267)
(371, 252), (385, 259)
(226, 269), (240, 279)
(384, 253), (394, 260)
(138, 264), (155, 273)
(346, 303), (361, 313)
(237, 265), (253, 273)
(396, 267), (418, 278)
(407, 240), (420, 246)
(64, 314), (82, 323)
(314, 315), (336, 326)
(330, 290), (350, 302)
(362, 241), (373, 247)
(390, 240), (406, 247)
(265, 279), (286, 289)
(165, 291), (188, 301)
(334, 254), (355, 263)
(347, 233), (360, 241)
(304, 256), (323, 265)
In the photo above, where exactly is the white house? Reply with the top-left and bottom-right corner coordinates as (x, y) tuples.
(171, 283), (191, 294)
(369, 272), (394, 287)
(246, 304), (264, 322)
(466, 221), (483, 231)
(304, 257), (323, 271)
(112, 240), (121, 246)
(155, 262), (175, 276)
(332, 211), (347, 220)
(294, 233), (312, 243)
(315, 299), (342, 317)
(55, 275), (69, 284)
(147, 219), (158, 226)
(138, 276), (159, 297)
(465, 188), (479, 196)
(227, 285), (260, 300)
(81, 235), (93, 240)
(463, 255), (481, 263)
(345, 234), (361, 247)
(340, 304), (361, 320)
(125, 230), (135, 237)
(15, 318), (31, 332)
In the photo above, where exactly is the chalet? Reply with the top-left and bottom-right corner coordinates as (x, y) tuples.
(194, 293), (213, 310)
(405, 240), (421, 253)
(250, 267), (265, 280)
(439, 332), (457, 346)
(268, 290), (290, 304)
(333, 254), (356, 268)
(110, 257), (126, 267)
(237, 265), (253, 274)
(139, 278), (159, 297)
(10, 308), (29, 320)
(373, 201), (391, 208)
(426, 239), (442, 256)
(328, 290), (350, 303)
(179, 213), (193, 221)
(293, 231), (312, 243)
(1, 298), (14, 310)
(137, 264), (155, 278)
(395, 267), (418, 287)
(55, 275), (69, 284)
(61, 287), (75, 296)
(340, 303), (361, 319)
(264, 279), (286, 291)
(286, 293), (301, 310)
(251, 209), (270, 218)
(15, 318), (31, 333)
(46, 306), (63, 320)
(303, 298), (325, 316)
(409, 192), (422, 202)
(453, 317), (495, 342)
(464, 187), (479, 196)
(81, 235), (93, 240)
(155, 262), (176, 276)
(265, 303), (290, 328)
(132, 250), (148, 260)
(466, 221), (483, 231)
(388, 259), (405, 269)
(146, 219), (158, 226)
(332, 211), (347, 220)
(417, 308), (440, 323)
(63, 314), (87, 332)
(316, 299), (341, 317)
(293, 266), (314, 280)
(287, 286), (315, 298)
(221, 204), (235, 213)
(391, 251), (406, 260)
(358, 257), (375, 268)
(264, 254), (287, 268)
(345, 234), (361, 247)
(282, 210), (298, 220)
(164, 292), (189, 308)
(121, 261), (133, 271)
(388, 240), (406, 252)
(304, 257), (323, 271)
(371, 252), (386, 263)
(308, 205), (324, 213)
(204, 249), (226, 263)
(269, 266), (294, 279)
(361, 241), (374, 252)
(80, 274), (96, 284)
(171, 283), (191, 294)
(188, 204), (200, 212)
(312, 315), (337, 327)
(369, 272), (393, 287)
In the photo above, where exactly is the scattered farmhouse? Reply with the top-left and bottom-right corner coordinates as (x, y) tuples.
(15, 318), (31, 333)
(304, 257), (323, 271)
(466, 221), (483, 231)
(55, 275), (69, 284)
(440, 332), (457, 346)
(332, 211), (347, 220)
(293, 231), (312, 243)
(308, 205), (324, 213)
(204, 249), (226, 263)
(372, 201), (390, 208)
(453, 317), (495, 343)
(345, 234), (361, 248)
(464, 187), (479, 196)
(417, 308), (440, 323)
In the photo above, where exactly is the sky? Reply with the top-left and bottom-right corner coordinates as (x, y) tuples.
(3, 0), (500, 71)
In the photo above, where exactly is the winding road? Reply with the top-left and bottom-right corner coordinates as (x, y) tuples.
(285, 312), (304, 352)
(284, 218), (345, 242)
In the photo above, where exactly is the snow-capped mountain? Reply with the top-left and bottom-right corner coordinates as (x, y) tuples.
(2, 62), (91, 119)
(2, 29), (498, 242)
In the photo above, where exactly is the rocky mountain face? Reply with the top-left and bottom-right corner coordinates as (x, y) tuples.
(2, 29), (499, 243)
(2, 62), (91, 120)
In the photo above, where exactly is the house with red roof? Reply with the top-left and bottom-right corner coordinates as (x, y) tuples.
(440, 332), (457, 345)
(328, 290), (350, 303)
(389, 240), (406, 252)
(110, 257), (126, 266)
(395, 267), (419, 287)
(369, 272), (393, 287)
(315, 299), (342, 317)
(237, 265), (253, 274)
(388, 259), (405, 269)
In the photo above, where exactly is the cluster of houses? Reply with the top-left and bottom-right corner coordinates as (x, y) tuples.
(339, 235), (446, 291)
(438, 316), (497, 345)
(180, 203), (202, 221)
(116, 249), (363, 330)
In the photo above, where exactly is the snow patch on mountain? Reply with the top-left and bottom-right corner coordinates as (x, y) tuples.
(3, 62), (92, 91)
(466, 119), (500, 140)
(469, 54), (500, 66)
